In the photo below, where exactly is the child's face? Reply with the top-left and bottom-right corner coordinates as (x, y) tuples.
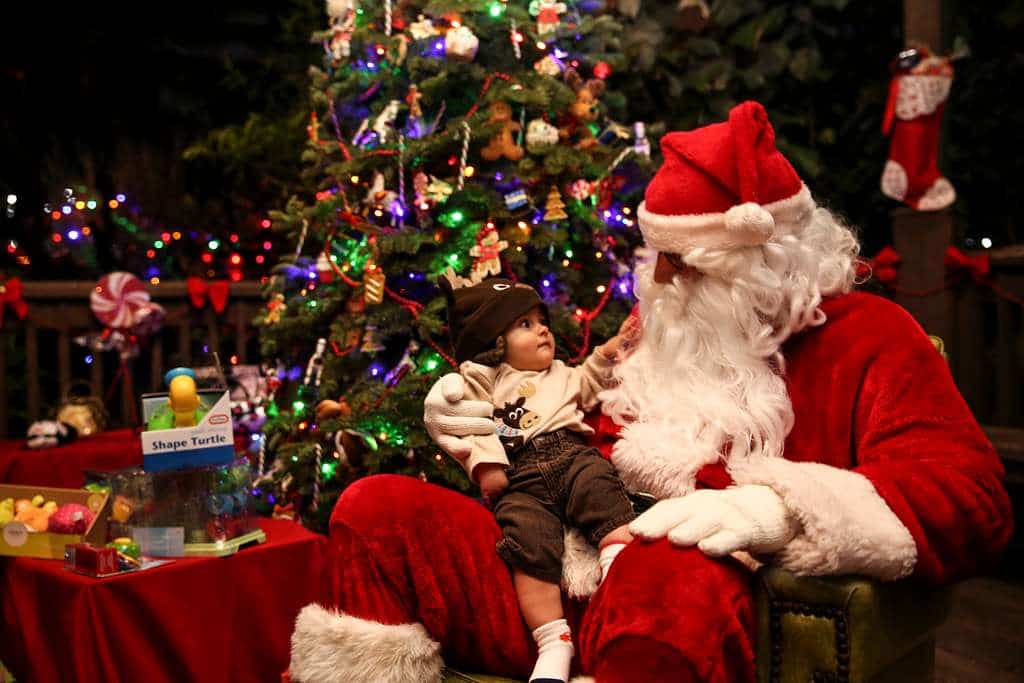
(503, 307), (554, 371)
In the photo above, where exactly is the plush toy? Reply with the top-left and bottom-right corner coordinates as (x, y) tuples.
(559, 68), (605, 148)
(47, 503), (96, 535)
(26, 420), (78, 449)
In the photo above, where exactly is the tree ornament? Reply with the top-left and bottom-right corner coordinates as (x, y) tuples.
(597, 120), (631, 145)
(405, 85), (423, 119)
(533, 55), (561, 77)
(364, 171), (399, 215)
(425, 176), (453, 205)
(526, 119), (560, 148)
(504, 189), (528, 210)
(470, 223), (509, 277)
(372, 100), (402, 145)
(409, 14), (436, 40)
(307, 111), (321, 144)
(881, 46), (956, 211)
(316, 252), (335, 283)
(265, 293), (286, 324)
(327, 0), (357, 62)
(304, 338), (328, 388)
(561, 68), (606, 149)
(456, 121), (472, 190)
(677, 0), (711, 33)
(633, 121), (651, 157)
(480, 102), (524, 162)
(543, 186), (569, 221)
(361, 324), (386, 353)
(567, 179), (595, 201)
(363, 260), (386, 304)
(510, 18), (523, 60)
(529, 0), (567, 36)
(445, 25), (479, 62)
(593, 61), (612, 79)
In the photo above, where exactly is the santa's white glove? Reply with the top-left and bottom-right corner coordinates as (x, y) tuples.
(423, 373), (495, 460)
(629, 485), (800, 557)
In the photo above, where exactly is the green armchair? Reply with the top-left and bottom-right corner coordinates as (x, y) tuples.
(443, 566), (953, 683)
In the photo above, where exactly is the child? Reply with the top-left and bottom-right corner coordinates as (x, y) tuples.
(436, 271), (638, 683)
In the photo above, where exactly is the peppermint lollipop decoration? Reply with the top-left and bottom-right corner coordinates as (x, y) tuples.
(90, 272), (150, 329)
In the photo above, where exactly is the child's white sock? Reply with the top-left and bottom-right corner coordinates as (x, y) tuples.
(598, 542), (627, 582)
(530, 618), (574, 683)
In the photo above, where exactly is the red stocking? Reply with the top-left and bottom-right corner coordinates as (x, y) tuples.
(881, 54), (956, 211)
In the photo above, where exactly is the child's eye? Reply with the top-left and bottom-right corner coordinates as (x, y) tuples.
(520, 319), (530, 328)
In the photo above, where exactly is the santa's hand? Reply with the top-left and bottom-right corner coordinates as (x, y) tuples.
(423, 373), (495, 460)
(629, 486), (799, 557)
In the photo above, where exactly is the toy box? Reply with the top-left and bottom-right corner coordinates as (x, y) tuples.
(103, 459), (264, 557)
(0, 484), (110, 560)
(140, 390), (236, 472)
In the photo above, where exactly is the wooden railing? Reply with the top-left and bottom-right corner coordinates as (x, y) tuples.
(0, 281), (265, 439)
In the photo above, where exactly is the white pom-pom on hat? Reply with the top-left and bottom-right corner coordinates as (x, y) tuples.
(725, 202), (774, 239)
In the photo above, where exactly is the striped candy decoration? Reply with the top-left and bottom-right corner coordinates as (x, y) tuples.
(90, 272), (151, 329)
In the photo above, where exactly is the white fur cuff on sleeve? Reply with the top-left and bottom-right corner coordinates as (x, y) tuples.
(728, 458), (917, 581)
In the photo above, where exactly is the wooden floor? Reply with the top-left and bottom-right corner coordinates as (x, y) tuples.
(936, 571), (1024, 681)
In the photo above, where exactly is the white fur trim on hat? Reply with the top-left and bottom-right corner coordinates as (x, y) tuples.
(289, 604), (444, 683)
(727, 457), (917, 580)
(638, 184), (815, 254)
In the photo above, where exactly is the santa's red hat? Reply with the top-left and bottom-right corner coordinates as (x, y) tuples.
(638, 101), (815, 254)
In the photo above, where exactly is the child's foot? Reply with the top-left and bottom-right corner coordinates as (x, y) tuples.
(530, 618), (573, 683)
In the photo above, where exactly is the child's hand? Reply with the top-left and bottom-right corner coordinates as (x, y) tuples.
(476, 464), (509, 504)
(597, 312), (642, 361)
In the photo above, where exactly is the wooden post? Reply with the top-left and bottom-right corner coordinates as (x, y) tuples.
(903, 0), (946, 50)
(890, 207), (955, 356)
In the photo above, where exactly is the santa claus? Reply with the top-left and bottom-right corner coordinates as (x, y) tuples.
(287, 102), (1012, 683)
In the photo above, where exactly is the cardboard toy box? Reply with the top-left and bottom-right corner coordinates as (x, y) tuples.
(0, 484), (110, 559)
(141, 390), (236, 472)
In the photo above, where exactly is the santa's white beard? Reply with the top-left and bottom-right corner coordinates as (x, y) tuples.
(601, 208), (858, 498)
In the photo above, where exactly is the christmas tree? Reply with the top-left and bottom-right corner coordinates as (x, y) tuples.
(254, 0), (652, 529)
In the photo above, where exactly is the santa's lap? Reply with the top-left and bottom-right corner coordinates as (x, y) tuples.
(328, 474), (756, 682)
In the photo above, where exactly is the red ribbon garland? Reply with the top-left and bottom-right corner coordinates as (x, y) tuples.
(569, 279), (615, 363)
(943, 246), (990, 283)
(860, 246), (1013, 301)
(186, 277), (230, 313)
(0, 277), (29, 329)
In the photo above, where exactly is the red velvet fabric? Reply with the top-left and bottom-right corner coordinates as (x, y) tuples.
(0, 518), (328, 683)
(0, 428), (251, 488)
(327, 291), (1013, 681)
(0, 428), (142, 487)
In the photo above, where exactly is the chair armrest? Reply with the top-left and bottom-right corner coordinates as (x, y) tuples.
(755, 566), (953, 683)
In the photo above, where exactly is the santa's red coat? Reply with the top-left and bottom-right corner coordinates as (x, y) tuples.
(323, 292), (1012, 682)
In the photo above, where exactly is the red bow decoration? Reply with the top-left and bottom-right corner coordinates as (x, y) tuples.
(856, 246), (902, 284)
(0, 277), (29, 329)
(186, 277), (230, 313)
(944, 246), (990, 283)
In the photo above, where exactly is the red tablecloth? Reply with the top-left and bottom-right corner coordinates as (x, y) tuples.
(0, 518), (327, 683)
(0, 428), (143, 487)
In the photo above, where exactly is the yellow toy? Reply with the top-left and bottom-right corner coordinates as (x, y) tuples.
(0, 498), (14, 525)
(168, 375), (201, 428)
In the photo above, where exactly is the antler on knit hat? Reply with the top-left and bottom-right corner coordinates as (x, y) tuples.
(438, 270), (547, 364)
(638, 101), (815, 254)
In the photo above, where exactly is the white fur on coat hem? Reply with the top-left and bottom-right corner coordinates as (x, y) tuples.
(570, 677), (596, 683)
(728, 457), (917, 580)
(289, 604), (443, 683)
(561, 527), (602, 598)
